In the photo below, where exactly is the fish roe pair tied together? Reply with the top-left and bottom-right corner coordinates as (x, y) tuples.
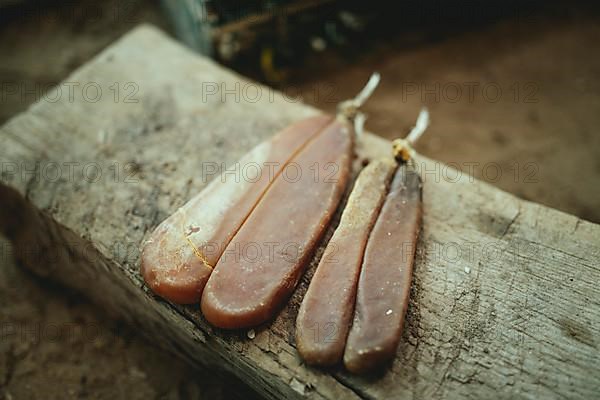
(141, 113), (353, 325)
(296, 160), (422, 373)
(140, 74), (425, 374)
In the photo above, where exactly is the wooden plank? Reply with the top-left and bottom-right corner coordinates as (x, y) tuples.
(1, 25), (598, 399)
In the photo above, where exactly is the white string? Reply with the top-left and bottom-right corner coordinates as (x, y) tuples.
(338, 72), (381, 120)
(352, 72), (381, 108)
(354, 112), (366, 137)
(392, 107), (431, 162)
(406, 108), (430, 144)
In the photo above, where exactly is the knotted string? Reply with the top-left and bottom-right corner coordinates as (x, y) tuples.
(337, 72), (381, 137)
(392, 108), (430, 163)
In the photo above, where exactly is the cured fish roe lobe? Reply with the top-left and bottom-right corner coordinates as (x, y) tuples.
(343, 164), (422, 373)
(201, 119), (353, 329)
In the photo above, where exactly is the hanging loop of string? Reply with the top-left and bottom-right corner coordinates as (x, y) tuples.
(392, 108), (430, 163)
(338, 72), (381, 137)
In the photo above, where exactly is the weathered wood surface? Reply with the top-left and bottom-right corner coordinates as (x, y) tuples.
(1, 25), (599, 400)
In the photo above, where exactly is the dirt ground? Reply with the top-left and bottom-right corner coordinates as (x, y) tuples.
(0, 1), (598, 399)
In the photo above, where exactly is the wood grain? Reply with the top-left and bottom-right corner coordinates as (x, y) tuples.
(0, 25), (598, 400)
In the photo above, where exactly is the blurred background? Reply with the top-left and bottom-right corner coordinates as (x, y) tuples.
(0, 0), (599, 398)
